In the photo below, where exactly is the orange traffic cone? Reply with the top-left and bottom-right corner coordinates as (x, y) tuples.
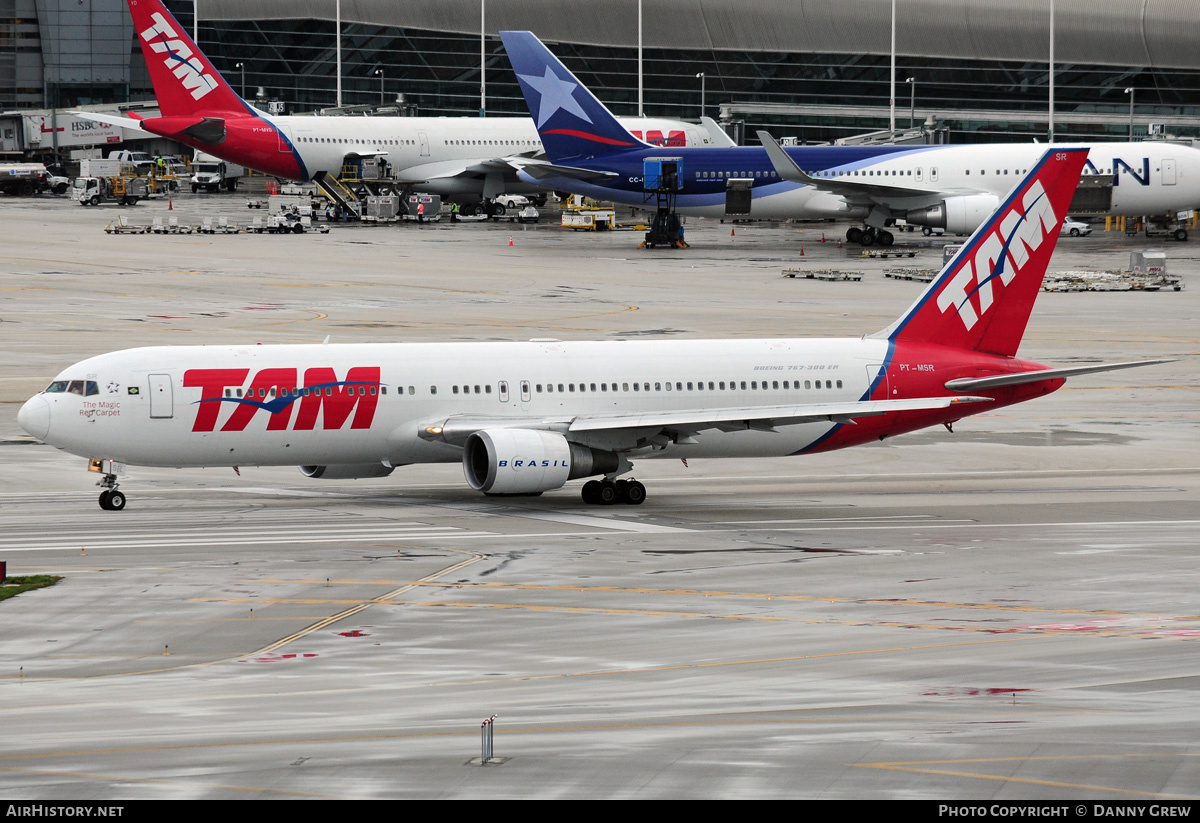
(800, 245), (805, 256)
(508, 236), (514, 246)
(838, 239), (843, 248)
(168, 199), (173, 211)
(821, 232), (826, 243)
(731, 228), (736, 237)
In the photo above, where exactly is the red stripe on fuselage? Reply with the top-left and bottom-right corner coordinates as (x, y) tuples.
(544, 128), (635, 146)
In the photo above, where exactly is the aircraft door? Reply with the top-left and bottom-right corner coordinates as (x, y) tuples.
(418, 131), (430, 157)
(930, 167), (939, 183)
(520, 380), (531, 410)
(1162, 158), (1177, 185)
(498, 381), (510, 403)
(277, 124), (294, 153)
(148, 373), (174, 419)
(915, 167), (923, 182)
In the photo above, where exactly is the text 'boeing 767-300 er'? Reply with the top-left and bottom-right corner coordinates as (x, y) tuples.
(500, 30), (1200, 246)
(79, 0), (727, 209)
(17, 149), (1169, 510)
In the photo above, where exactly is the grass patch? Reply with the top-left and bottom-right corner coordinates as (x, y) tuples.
(0, 575), (62, 602)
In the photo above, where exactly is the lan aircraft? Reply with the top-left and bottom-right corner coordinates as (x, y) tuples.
(501, 30), (1200, 246)
(18, 149), (1165, 510)
(82, 0), (727, 207)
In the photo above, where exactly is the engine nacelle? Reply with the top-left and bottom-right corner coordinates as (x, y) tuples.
(905, 194), (999, 235)
(300, 463), (395, 480)
(463, 428), (619, 495)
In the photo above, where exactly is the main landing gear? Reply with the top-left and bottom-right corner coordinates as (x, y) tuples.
(846, 226), (894, 247)
(581, 478), (646, 506)
(98, 473), (126, 511)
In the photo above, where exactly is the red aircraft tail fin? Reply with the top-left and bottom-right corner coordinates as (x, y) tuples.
(875, 148), (1088, 357)
(127, 0), (245, 118)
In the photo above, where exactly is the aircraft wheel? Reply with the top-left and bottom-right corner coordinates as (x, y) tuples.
(1175, 228), (1188, 242)
(597, 481), (618, 505)
(623, 481), (647, 505)
(582, 480), (601, 504)
(107, 491), (126, 511)
(846, 227), (863, 244)
(878, 230), (894, 246)
(99, 491), (112, 510)
(860, 228), (876, 246)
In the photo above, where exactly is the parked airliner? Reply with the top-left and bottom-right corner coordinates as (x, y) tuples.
(83, 0), (726, 208)
(501, 30), (1200, 245)
(17, 149), (1166, 510)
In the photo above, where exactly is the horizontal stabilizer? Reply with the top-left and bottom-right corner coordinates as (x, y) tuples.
(944, 358), (1175, 392)
(71, 111), (147, 133)
(517, 161), (619, 182)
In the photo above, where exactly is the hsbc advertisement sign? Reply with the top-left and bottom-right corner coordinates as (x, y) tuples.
(25, 113), (140, 148)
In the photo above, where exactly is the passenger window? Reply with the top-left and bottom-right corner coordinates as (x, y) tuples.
(826, 380), (832, 388)
(430, 386), (437, 395)
(782, 381), (789, 389)
(557, 384), (564, 393)
(632, 383), (639, 391)
(805, 380), (811, 389)
(836, 380), (843, 388)
(453, 386), (460, 394)
(772, 381), (778, 390)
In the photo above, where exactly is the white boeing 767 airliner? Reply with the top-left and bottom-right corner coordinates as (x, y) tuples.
(18, 149), (1165, 510)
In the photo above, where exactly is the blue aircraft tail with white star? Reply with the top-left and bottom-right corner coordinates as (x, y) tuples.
(500, 30), (649, 162)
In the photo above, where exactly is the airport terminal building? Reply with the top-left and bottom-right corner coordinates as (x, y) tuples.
(4, 0), (1200, 147)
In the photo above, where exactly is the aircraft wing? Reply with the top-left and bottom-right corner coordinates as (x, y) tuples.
(391, 153), (554, 186)
(72, 111), (148, 133)
(568, 395), (990, 435)
(420, 395), (991, 448)
(757, 130), (979, 204)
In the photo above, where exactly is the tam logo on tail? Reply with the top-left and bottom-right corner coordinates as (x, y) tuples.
(877, 148), (1088, 357)
(936, 178), (1058, 331)
(139, 11), (218, 101)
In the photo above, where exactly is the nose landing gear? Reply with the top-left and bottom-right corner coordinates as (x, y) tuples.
(97, 473), (126, 511)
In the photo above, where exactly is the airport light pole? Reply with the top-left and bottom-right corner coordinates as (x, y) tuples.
(889, 0), (896, 137)
(336, 0), (342, 108)
(1125, 87), (1135, 139)
(236, 63), (245, 100)
(480, 0), (486, 116)
(1049, 0), (1055, 142)
(375, 69), (385, 106)
(696, 72), (705, 119)
(906, 76), (915, 129)
(638, 0), (644, 116)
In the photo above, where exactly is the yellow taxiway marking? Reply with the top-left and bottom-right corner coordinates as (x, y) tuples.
(854, 753), (1200, 799)
(242, 578), (1193, 620)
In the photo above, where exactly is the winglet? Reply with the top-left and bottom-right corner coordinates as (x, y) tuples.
(757, 130), (816, 186)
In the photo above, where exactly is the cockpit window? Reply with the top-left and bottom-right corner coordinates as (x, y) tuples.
(46, 381), (68, 393)
(68, 381), (84, 395)
(86, 381), (99, 396)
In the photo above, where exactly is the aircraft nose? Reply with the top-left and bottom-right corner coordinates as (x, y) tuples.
(17, 395), (50, 440)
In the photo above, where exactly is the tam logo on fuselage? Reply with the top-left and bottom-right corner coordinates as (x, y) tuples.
(140, 12), (218, 101)
(935, 179), (1057, 330)
(184, 367), (380, 432)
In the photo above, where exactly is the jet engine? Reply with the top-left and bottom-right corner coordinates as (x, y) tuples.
(463, 428), (619, 495)
(300, 463), (395, 480)
(905, 194), (999, 235)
